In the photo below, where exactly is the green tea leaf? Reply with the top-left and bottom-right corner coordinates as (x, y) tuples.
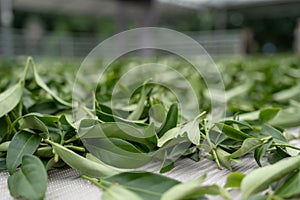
(127, 86), (147, 120)
(226, 80), (253, 101)
(161, 175), (232, 200)
(179, 118), (201, 145)
(0, 116), (9, 142)
(230, 138), (264, 159)
(215, 123), (251, 141)
(82, 137), (152, 168)
(79, 120), (151, 146)
(260, 124), (288, 144)
(0, 141), (10, 151)
(33, 63), (72, 107)
(8, 155), (47, 200)
(216, 147), (232, 170)
(241, 155), (300, 199)
(267, 147), (291, 164)
(6, 131), (42, 174)
(270, 106), (300, 127)
(221, 120), (253, 130)
(19, 115), (49, 138)
(78, 120), (153, 168)
(105, 172), (180, 200)
(0, 83), (23, 118)
(273, 84), (300, 101)
(254, 139), (272, 166)
(143, 123), (157, 146)
(159, 150), (174, 173)
(259, 108), (280, 123)
(157, 103), (178, 137)
(161, 175), (206, 200)
(102, 185), (143, 200)
(0, 157), (7, 170)
(149, 104), (166, 126)
(275, 170), (300, 198)
(157, 127), (181, 147)
(49, 141), (119, 178)
(225, 172), (245, 188)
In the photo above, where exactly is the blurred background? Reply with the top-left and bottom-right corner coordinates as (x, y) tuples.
(1, 0), (300, 58)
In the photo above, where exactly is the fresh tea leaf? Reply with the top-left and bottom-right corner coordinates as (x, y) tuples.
(241, 155), (300, 199)
(157, 127), (181, 147)
(259, 108), (280, 123)
(8, 155), (47, 200)
(161, 175), (232, 200)
(225, 172), (245, 188)
(33, 63), (72, 107)
(179, 117), (202, 145)
(105, 172), (180, 200)
(260, 124), (288, 144)
(254, 139), (272, 166)
(230, 138), (264, 159)
(49, 141), (119, 178)
(19, 114), (49, 138)
(102, 185), (143, 200)
(216, 147), (232, 170)
(215, 123), (251, 141)
(149, 104), (166, 126)
(0, 83), (23, 118)
(157, 103), (178, 138)
(6, 131), (42, 174)
(127, 86), (147, 120)
(275, 170), (300, 198)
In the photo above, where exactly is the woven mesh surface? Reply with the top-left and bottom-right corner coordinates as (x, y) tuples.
(0, 156), (261, 200)
(1, 127), (299, 200)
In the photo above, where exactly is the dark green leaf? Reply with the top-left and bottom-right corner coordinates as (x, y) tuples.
(0, 157), (7, 170)
(215, 123), (251, 141)
(79, 120), (151, 146)
(127, 86), (147, 120)
(79, 120), (153, 168)
(254, 139), (272, 166)
(216, 147), (232, 170)
(82, 137), (152, 168)
(267, 147), (291, 164)
(161, 175), (232, 200)
(19, 115), (49, 138)
(8, 155), (47, 200)
(159, 151), (174, 173)
(241, 155), (300, 199)
(220, 120), (253, 130)
(260, 124), (288, 144)
(149, 104), (166, 126)
(0, 116), (9, 142)
(179, 117), (201, 145)
(275, 170), (300, 198)
(49, 141), (119, 178)
(273, 84), (300, 101)
(270, 106), (300, 128)
(157, 127), (181, 147)
(259, 108), (280, 123)
(6, 131), (42, 174)
(102, 185), (143, 200)
(230, 138), (264, 159)
(105, 172), (180, 200)
(0, 83), (23, 118)
(0, 141), (10, 151)
(33, 63), (72, 107)
(225, 172), (245, 188)
(157, 103), (178, 138)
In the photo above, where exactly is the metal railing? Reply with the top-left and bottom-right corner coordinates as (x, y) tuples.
(0, 27), (242, 58)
